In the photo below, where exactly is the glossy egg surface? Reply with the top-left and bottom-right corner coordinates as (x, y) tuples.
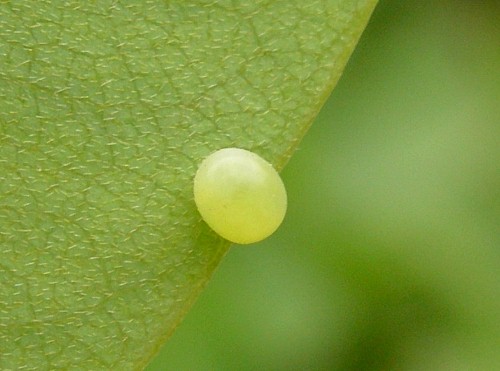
(194, 148), (287, 244)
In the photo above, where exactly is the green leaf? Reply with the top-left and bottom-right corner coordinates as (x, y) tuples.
(0, 1), (376, 369)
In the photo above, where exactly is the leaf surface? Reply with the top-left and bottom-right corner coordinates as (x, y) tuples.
(0, 1), (376, 369)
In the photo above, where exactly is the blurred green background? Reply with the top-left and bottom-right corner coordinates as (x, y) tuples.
(148, 1), (499, 370)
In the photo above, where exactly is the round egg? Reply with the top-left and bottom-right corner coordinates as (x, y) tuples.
(194, 148), (287, 244)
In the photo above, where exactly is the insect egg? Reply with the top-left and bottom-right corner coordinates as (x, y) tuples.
(193, 148), (287, 244)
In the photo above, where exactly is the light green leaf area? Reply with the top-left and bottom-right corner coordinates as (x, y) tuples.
(0, 1), (376, 369)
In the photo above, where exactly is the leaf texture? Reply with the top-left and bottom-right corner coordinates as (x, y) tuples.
(0, 1), (377, 369)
